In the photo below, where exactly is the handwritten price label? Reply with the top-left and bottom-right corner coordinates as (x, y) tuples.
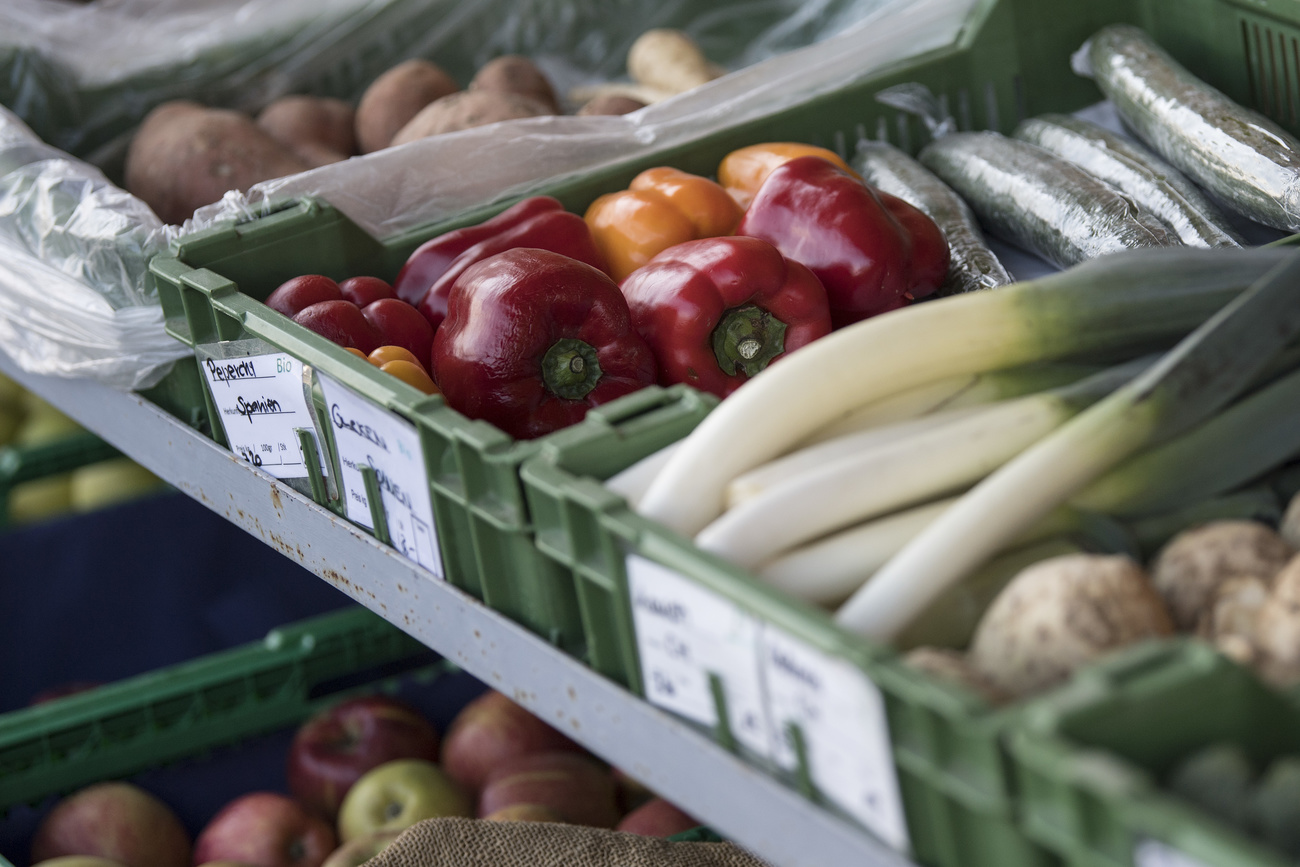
(626, 555), (773, 758)
(760, 627), (910, 853)
(201, 352), (323, 480)
(317, 374), (443, 579)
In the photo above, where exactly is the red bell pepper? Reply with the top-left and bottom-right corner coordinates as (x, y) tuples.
(393, 196), (610, 332)
(737, 155), (949, 327)
(432, 248), (657, 440)
(619, 236), (832, 398)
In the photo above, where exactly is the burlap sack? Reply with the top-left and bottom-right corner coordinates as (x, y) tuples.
(370, 817), (772, 867)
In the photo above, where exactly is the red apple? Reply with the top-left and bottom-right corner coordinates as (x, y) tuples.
(192, 792), (335, 867)
(286, 694), (441, 821)
(360, 299), (434, 367)
(615, 797), (699, 837)
(440, 691), (585, 797)
(292, 301), (381, 355)
(338, 277), (394, 308)
(477, 752), (620, 829)
(30, 782), (190, 867)
(29, 681), (103, 705)
(481, 804), (564, 824)
(265, 276), (342, 318)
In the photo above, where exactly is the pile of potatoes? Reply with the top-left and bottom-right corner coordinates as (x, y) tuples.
(123, 30), (723, 225)
(903, 490), (1300, 704)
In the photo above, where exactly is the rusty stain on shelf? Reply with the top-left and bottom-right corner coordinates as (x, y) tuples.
(567, 687), (577, 701)
(269, 486), (283, 513)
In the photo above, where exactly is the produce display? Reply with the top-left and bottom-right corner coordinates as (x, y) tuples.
(14, 687), (700, 867)
(0, 376), (164, 524)
(120, 28), (722, 226)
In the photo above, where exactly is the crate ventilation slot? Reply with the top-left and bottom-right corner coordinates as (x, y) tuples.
(1242, 18), (1300, 129)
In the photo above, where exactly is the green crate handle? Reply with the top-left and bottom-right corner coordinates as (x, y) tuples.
(0, 606), (442, 812)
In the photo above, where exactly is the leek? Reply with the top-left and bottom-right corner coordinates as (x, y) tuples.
(697, 358), (1149, 568)
(637, 248), (1295, 536)
(802, 361), (1102, 446)
(836, 251), (1300, 641)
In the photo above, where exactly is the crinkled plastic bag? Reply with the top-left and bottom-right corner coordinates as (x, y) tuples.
(0, 106), (187, 390)
(0, 0), (976, 392)
(193, 0), (976, 240)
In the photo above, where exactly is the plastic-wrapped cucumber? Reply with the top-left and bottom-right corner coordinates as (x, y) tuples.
(853, 139), (1013, 294)
(1013, 114), (1243, 248)
(918, 131), (1180, 269)
(1084, 24), (1300, 232)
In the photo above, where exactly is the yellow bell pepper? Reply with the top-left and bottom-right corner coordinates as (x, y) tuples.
(584, 167), (743, 282)
(717, 142), (858, 209)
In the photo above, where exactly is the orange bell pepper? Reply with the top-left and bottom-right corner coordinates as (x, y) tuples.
(717, 143), (858, 209)
(584, 167), (743, 282)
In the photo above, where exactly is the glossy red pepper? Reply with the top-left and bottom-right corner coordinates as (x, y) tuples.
(737, 155), (949, 328)
(432, 248), (657, 440)
(393, 196), (610, 332)
(619, 237), (831, 398)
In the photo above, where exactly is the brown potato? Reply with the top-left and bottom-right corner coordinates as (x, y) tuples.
(256, 95), (356, 161)
(469, 56), (559, 113)
(389, 91), (552, 147)
(576, 94), (647, 116)
(355, 59), (460, 154)
(125, 102), (309, 225)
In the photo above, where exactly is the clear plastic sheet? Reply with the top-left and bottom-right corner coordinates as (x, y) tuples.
(0, 106), (187, 390)
(192, 0), (976, 240)
(0, 0), (975, 390)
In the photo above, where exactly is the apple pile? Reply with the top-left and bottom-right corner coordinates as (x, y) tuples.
(21, 689), (700, 867)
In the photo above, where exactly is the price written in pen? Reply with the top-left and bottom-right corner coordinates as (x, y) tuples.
(200, 351), (320, 481)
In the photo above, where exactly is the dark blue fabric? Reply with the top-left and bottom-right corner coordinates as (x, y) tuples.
(0, 490), (487, 866)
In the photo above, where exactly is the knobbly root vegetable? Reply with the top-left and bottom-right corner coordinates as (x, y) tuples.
(390, 91), (552, 146)
(901, 647), (1008, 705)
(125, 102), (309, 225)
(1149, 521), (1294, 631)
(1283, 491), (1300, 549)
(256, 95), (356, 166)
(967, 554), (1174, 699)
(1199, 575), (1271, 666)
(1255, 554), (1300, 686)
(470, 56), (559, 113)
(355, 59), (460, 154)
(627, 29), (724, 96)
(577, 94), (647, 116)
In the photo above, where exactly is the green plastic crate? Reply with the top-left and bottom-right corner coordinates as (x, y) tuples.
(523, 386), (1204, 867)
(1009, 641), (1300, 867)
(0, 431), (122, 527)
(0, 605), (441, 814)
(149, 224), (588, 655)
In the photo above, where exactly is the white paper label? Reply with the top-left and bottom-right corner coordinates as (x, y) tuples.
(317, 373), (442, 579)
(1135, 840), (1212, 867)
(201, 353), (324, 480)
(626, 555), (773, 758)
(760, 626), (910, 853)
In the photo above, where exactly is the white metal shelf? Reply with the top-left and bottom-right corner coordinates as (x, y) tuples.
(0, 352), (919, 867)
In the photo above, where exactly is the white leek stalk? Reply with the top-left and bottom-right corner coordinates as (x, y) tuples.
(637, 248), (1294, 536)
(836, 252), (1300, 641)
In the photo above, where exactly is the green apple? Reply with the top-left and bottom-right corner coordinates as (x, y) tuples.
(9, 475), (73, 524)
(70, 459), (164, 512)
(17, 395), (82, 445)
(336, 759), (471, 843)
(318, 830), (402, 867)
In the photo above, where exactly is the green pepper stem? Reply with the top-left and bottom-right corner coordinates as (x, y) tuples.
(542, 337), (604, 400)
(712, 304), (788, 378)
